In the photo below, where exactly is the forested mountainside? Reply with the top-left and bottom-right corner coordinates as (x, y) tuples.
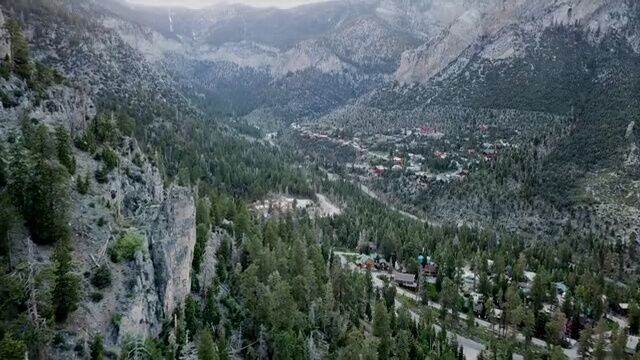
(2, 0), (640, 360)
(0, 2), (466, 359)
(288, 2), (640, 244)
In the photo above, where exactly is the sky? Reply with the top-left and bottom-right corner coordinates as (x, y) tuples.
(126, 0), (330, 9)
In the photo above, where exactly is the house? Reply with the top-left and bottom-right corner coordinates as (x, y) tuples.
(374, 165), (386, 175)
(364, 258), (376, 270)
(462, 267), (477, 292)
(422, 264), (438, 277)
(457, 169), (469, 177)
(420, 127), (435, 135)
(394, 272), (418, 288)
(392, 164), (403, 171)
(377, 259), (391, 272)
(616, 303), (630, 316)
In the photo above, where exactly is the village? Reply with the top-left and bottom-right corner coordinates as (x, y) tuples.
(335, 246), (640, 359)
(289, 120), (518, 188)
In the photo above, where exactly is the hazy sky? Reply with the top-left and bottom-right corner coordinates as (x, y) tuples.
(126, 0), (330, 9)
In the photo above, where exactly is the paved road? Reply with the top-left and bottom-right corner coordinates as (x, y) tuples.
(334, 251), (579, 359)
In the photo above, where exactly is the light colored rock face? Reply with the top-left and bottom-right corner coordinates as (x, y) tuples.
(29, 85), (96, 134)
(394, 0), (631, 83)
(117, 251), (162, 342)
(0, 9), (10, 60)
(150, 187), (196, 317)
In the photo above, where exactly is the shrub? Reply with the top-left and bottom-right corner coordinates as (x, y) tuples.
(110, 231), (144, 263)
(94, 167), (109, 184)
(90, 334), (105, 360)
(101, 147), (119, 171)
(0, 92), (13, 108)
(91, 265), (112, 289)
(89, 292), (103, 303)
(0, 56), (10, 80)
(76, 173), (91, 195)
(74, 132), (96, 153)
(92, 114), (116, 144)
(111, 313), (122, 330)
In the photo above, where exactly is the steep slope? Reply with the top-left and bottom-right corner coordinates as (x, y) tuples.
(298, 1), (640, 242)
(394, 0), (632, 83)
(0, 1), (317, 358)
(93, 0), (418, 120)
(0, 27), (196, 360)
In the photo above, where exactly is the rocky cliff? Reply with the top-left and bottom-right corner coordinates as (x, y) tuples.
(149, 187), (196, 318)
(394, 0), (632, 83)
(0, 8), (198, 351)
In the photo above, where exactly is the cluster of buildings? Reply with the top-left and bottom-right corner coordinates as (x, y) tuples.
(292, 121), (522, 191)
(252, 196), (314, 218)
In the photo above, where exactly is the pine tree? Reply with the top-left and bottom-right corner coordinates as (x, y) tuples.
(545, 309), (567, 346)
(592, 320), (607, 360)
(55, 126), (76, 175)
(396, 329), (410, 360)
(0, 142), (6, 188)
(76, 173), (91, 195)
(202, 288), (220, 328)
(630, 302), (640, 335)
(0, 334), (26, 360)
(577, 325), (592, 359)
(0, 55), (10, 80)
(373, 300), (391, 358)
(612, 328), (628, 359)
(179, 332), (199, 360)
(52, 237), (81, 322)
(198, 328), (219, 360)
(26, 159), (71, 244)
(90, 334), (105, 360)
(5, 19), (32, 81)
(549, 346), (568, 360)
(7, 141), (30, 210)
(184, 296), (200, 340)
(30, 124), (53, 158)
(0, 193), (15, 257)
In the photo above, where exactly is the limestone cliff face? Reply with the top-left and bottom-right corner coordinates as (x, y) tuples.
(149, 187), (196, 318)
(394, 0), (632, 83)
(116, 184), (196, 342)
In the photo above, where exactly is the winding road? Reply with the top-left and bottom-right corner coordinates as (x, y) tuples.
(334, 251), (579, 360)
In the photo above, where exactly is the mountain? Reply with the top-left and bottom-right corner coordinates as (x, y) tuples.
(74, 0), (640, 241)
(279, 0), (640, 242)
(2, 0), (640, 359)
(84, 0), (426, 119)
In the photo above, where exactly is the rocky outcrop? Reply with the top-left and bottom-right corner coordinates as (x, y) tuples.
(30, 85), (96, 134)
(394, 0), (631, 83)
(149, 187), (196, 317)
(117, 250), (163, 342)
(117, 186), (196, 342)
(0, 9), (10, 60)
